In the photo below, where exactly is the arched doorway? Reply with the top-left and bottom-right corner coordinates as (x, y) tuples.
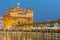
(18, 21), (20, 24)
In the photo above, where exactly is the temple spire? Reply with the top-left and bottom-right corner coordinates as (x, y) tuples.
(17, 2), (20, 8)
(17, 2), (20, 6)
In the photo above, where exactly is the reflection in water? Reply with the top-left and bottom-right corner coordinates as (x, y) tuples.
(0, 31), (60, 40)
(4, 36), (11, 40)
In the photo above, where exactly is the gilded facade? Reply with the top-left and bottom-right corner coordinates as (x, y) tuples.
(3, 3), (33, 30)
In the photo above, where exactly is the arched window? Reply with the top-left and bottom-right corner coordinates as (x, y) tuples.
(18, 21), (20, 24)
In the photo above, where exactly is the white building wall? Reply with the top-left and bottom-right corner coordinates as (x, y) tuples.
(0, 17), (3, 29)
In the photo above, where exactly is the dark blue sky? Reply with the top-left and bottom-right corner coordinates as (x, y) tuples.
(0, 0), (60, 22)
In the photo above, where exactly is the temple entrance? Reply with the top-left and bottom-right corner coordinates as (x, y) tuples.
(18, 21), (20, 25)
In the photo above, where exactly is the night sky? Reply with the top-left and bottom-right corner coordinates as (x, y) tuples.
(0, 0), (60, 22)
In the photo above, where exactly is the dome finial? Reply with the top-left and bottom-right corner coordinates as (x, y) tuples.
(17, 2), (20, 6)
(17, 2), (20, 8)
(17, 0), (20, 6)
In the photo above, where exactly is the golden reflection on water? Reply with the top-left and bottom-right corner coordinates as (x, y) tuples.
(0, 31), (60, 40)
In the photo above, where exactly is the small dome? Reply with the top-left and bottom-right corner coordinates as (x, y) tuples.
(10, 5), (14, 10)
(29, 8), (33, 10)
(4, 11), (9, 13)
(10, 7), (14, 9)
